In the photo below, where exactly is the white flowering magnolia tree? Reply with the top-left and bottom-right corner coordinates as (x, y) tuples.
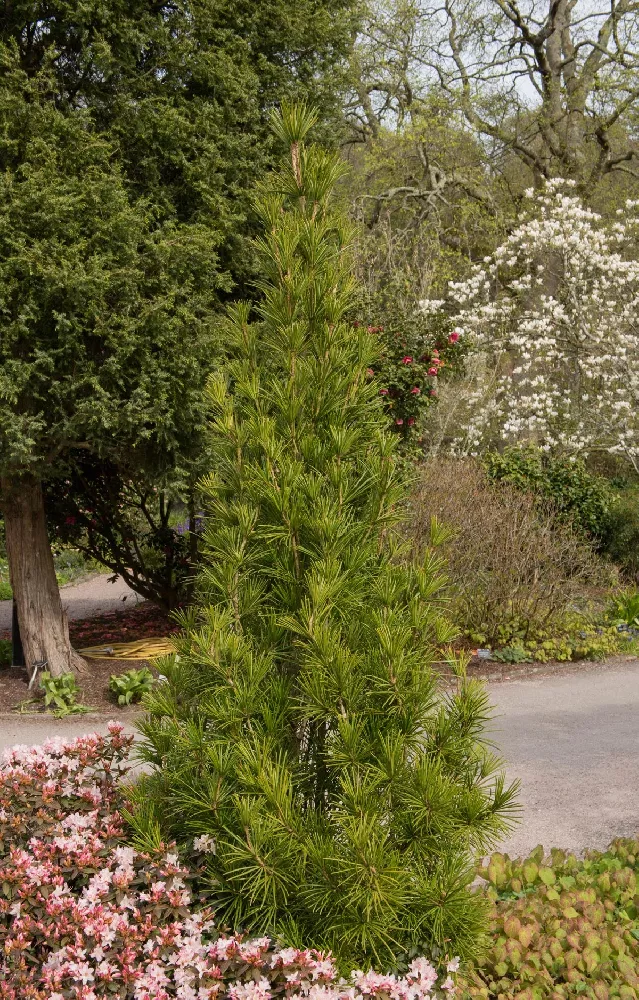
(426, 180), (639, 469)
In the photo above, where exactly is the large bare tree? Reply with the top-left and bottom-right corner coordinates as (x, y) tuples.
(349, 0), (639, 198)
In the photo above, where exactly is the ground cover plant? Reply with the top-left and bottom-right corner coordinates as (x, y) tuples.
(0, 727), (459, 999)
(469, 841), (639, 1000)
(133, 106), (518, 970)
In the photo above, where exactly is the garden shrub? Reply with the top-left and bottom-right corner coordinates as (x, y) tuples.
(0, 728), (457, 999)
(469, 840), (639, 1000)
(410, 458), (612, 648)
(132, 106), (518, 969)
(600, 488), (639, 581)
(483, 447), (616, 541)
(483, 447), (639, 581)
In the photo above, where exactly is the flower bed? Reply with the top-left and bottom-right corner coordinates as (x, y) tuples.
(0, 727), (457, 999)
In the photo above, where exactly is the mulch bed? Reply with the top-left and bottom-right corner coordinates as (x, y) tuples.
(0, 599), (179, 647)
(0, 601), (180, 715)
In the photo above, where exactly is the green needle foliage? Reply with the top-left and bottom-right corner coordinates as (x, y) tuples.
(133, 105), (519, 970)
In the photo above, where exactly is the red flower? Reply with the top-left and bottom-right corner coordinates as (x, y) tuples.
(379, 388), (389, 396)
(395, 418), (404, 425)
(366, 368), (374, 377)
(428, 367), (438, 376)
(65, 516), (76, 526)
(401, 356), (413, 364)
(410, 387), (420, 395)
(430, 389), (438, 397)
(408, 417), (416, 426)
(449, 331), (460, 343)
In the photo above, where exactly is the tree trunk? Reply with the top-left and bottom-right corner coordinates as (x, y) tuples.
(1, 474), (86, 681)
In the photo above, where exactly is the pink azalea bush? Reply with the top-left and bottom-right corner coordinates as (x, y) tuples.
(0, 726), (459, 1000)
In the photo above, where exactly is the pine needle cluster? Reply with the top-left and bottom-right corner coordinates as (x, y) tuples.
(133, 105), (518, 969)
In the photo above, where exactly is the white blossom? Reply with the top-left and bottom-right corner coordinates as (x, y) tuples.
(434, 181), (639, 469)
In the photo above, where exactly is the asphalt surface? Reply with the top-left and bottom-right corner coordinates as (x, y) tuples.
(1, 658), (638, 859)
(488, 658), (639, 857)
(0, 573), (141, 632)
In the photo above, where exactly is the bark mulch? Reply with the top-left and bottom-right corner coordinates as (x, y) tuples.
(0, 601), (179, 715)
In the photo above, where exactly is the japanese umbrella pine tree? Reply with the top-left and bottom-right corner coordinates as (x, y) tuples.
(135, 106), (519, 969)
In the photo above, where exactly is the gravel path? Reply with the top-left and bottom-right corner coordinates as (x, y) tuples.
(1, 657), (638, 859)
(0, 573), (141, 631)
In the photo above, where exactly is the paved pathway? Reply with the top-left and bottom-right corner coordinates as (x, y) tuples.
(489, 658), (639, 857)
(0, 573), (141, 631)
(1, 658), (638, 859)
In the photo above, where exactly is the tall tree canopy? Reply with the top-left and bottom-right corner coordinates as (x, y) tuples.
(348, 0), (639, 203)
(0, 0), (358, 677)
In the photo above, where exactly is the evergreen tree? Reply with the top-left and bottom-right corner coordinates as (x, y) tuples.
(0, 1), (357, 676)
(135, 106), (518, 969)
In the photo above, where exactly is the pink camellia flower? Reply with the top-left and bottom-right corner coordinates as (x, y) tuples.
(395, 418), (404, 425)
(401, 356), (413, 364)
(428, 367), (438, 376)
(379, 388), (389, 396)
(448, 331), (460, 343)
(366, 368), (374, 377)
(407, 417), (416, 426)
(410, 387), (420, 395)
(430, 389), (438, 397)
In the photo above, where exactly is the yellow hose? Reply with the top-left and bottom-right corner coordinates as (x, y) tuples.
(78, 637), (175, 659)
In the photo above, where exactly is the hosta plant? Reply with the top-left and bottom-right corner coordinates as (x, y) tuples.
(109, 666), (155, 705)
(39, 670), (90, 717)
(133, 105), (519, 970)
(607, 589), (639, 629)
